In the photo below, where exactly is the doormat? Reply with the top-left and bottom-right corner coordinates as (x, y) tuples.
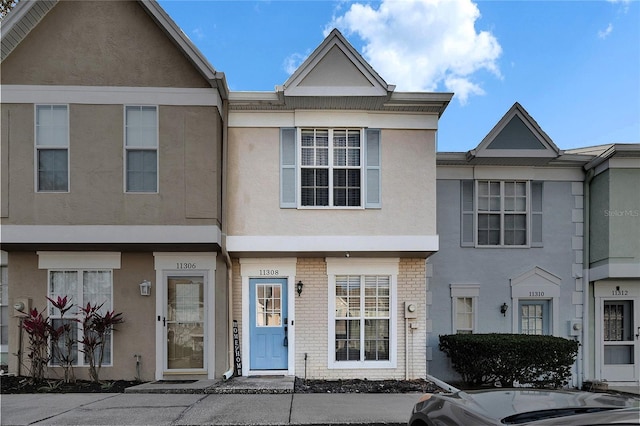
(152, 380), (198, 384)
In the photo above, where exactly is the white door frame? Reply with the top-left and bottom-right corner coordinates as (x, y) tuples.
(153, 252), (217, 380)
(239, 258), (296, 376)
(594, 280), (640, 384)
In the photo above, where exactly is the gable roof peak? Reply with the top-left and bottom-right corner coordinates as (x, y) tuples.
(468, 102), (561, 160)
(278, 28), (393, 97)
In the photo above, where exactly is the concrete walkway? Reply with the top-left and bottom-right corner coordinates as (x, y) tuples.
(1, 392), (421, 425)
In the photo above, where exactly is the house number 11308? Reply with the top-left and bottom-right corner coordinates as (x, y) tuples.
(259, 269), (279, 276)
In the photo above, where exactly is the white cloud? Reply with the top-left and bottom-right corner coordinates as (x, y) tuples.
(283, 51), (310, 75)
(598, 23), (614, 39)
(326, 0), (502, 104)
(191, 27), (205, 41)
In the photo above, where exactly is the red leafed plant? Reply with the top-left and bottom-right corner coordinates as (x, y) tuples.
(46, 296), (77, 383)
(79, 302), (124, 383)
(21, 308), (53, 380)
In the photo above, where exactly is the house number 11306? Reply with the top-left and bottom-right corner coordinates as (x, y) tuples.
(177, 263), (197, 269)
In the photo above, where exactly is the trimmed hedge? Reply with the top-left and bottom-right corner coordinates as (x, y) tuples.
(439, 334), (579, 388)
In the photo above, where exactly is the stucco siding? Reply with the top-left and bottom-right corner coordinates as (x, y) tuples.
(7, 251), (157, 381)
(1, 103), (221, 226)
(429, 179), (583, 382)
(227, 127), (437, 237)
(0, 0), (209, 88)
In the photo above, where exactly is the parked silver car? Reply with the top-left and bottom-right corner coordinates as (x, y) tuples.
(409, 388), (640, 425)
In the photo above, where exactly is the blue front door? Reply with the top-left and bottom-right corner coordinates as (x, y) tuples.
(250, 278), (288, 370)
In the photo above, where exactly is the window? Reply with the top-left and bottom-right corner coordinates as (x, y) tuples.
(280, 128), (381, 209)
(48, 269), (113, 366)
(327, 258), (397, 369)
(519, 300), (550, 335)
(125, 106), (157, 192)
(335, 275), (390, 362)
(450, 284), (479, 334)
(461, 180), (543, 247)
(36, 105), (69, 192)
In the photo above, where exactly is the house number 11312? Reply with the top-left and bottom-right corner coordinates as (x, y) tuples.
(177, 263), (197, 269)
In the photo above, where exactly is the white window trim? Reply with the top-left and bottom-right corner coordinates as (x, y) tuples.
(475, 180), (531, 248)
(510, 267), (560, 336)
(450, 284), (480, 334)
(124, 105), (159, 194)
(297, 127), (365, 210)
(37, 252), (121, 368)
(34, 104), (70, 193)
(327, 258), (398, 369)
(47, 268), (115, 367)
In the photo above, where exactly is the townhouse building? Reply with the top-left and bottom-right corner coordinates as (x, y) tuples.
(226, 29), (452, 379)
(1, 0), (229, 381)
(568, 143), (640, 386)
(1, 0), (637, 387)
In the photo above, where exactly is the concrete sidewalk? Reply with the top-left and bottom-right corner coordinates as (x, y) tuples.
(1, 392), (421, 425)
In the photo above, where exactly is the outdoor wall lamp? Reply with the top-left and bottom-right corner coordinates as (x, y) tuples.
(139, 280), (152, 296)
(500, 302), (509, 316)
(296, 281), (304, 297)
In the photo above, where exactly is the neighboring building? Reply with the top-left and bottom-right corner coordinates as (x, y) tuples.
(571, 143), (640, 386)
(429, 103), (594, 386)
(226, 29), (452, 379)
(1, 0), (229, 381)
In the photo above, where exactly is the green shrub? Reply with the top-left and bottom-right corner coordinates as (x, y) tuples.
(439, 334), (579, 388)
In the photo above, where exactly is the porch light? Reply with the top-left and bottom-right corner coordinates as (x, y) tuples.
(296, 281), (304, 297)
(500, 302), (509, 316)
(139, 280), (152, 296)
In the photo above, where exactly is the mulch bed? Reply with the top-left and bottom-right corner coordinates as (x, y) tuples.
(1, 375), (441, 394)
(294, 377), (441, 393)
(0, 375), (140, 394)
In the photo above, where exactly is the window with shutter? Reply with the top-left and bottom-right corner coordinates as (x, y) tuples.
(280, 128), (381, 209)
(460, 180), (542, 248)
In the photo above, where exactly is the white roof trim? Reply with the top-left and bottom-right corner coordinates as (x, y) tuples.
(470, 102), (561, 159)
(281, 29), (390, 97)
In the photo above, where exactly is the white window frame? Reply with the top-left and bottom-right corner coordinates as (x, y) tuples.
(37, 252), (120, 368)
(327, 258), (398, 369)
(34, 104), (70, 193)
(298, 128), (364, 209)
(450, 284), (480, 334)
(475, 180), (530, 248)
(124, 105), (158, 193)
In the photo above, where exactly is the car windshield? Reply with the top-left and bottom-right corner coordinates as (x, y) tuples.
(502, 407), (618, 424)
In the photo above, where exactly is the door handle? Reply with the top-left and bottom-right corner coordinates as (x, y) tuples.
(635, 327), (640, 340)
(283, 325), (288, 347)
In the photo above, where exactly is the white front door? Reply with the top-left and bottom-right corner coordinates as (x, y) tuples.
(595, 282), (640, 383)
(165, 273), (206, 372)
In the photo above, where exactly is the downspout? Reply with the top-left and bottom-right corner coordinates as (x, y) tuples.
(216, 76), (235, 381)
(582, 168), (595, 388)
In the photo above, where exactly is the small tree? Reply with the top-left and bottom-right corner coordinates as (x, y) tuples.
(79, 302), (124, 383)
(47, 296), (76, 383)
(21, 307), (52, 380)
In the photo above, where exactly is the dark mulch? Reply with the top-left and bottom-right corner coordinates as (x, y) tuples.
(0, 375), (141, 394)
(294, 377), (441, 393)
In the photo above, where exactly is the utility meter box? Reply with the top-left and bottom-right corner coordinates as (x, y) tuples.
(404, 301), (418, 319)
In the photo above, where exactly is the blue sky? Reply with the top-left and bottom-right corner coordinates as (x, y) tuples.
(158, 0), (639, 153)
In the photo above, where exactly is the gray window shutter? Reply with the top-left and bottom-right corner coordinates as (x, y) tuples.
(365, 129), (381, 208)
(280, 128), (297, 208)
(531, 181), (543, 247)
(461, 180), (474, 247)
